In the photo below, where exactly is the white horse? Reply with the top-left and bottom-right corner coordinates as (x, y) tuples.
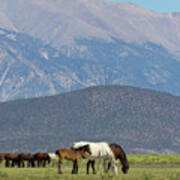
(71, 141), (118, 174)
(48, 153), (58, 167)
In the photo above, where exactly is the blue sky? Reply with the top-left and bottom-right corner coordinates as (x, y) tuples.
(108, 0), (180, 13)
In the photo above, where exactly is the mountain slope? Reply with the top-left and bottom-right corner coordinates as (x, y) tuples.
(0, 85), (180, 153)
(0, 0), (180, 55)
(0, 28), (180, 101)
(0, 0), (180, 100)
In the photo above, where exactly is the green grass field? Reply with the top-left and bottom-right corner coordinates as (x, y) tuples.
(0, 154), (180, 180)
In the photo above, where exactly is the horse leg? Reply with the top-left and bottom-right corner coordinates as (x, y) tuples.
(18, 159), (23, 168)
(111, 160), (118, 175)
(43, 160), (46, 167)
(22, 160), (25, 168)
(107, 161), (111, 171)
(58, 161), (63, 174)
(31, 160), (34, 167)
(38, 160), (40, 167)
(27, 160), (30, 167)
(11, 160), (15, 167)
(86, 160), (91, 174)
(103, 160), (108, 173)
(72, 160), (77, 174)
(5, 160), (8, 167)
(57, 156), (63, 174)
(97, 159), (102, 173)
(91, 160), (96, 174)
(75, 159), (79, 174)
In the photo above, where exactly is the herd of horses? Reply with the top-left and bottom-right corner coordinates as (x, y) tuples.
(0, 141), (129, 175)
(0, 152), (51, 168)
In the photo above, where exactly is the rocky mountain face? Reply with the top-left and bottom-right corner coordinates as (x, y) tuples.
(0, 86), (180, 153)
(0, 27), (180, 101)
(1, 0), (180, 54)
(0, 0), (180, 101)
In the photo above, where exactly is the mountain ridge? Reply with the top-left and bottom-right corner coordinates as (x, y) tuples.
(0, 0), (180, 54)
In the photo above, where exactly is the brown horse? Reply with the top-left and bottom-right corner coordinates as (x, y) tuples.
(107, 144), (129, 174)
(33, 152), (51, 167)
(55, 145), (91, 174)
(5, 153), (21, 167)
(86, 143), (129, 174)
(18, 153), (35, 167)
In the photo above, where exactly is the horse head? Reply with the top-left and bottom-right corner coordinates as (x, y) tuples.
(55, 149), (60, 156)
(75, 144), (91, 156)
(121, 161), (129, 174)
(83, 145), (91, 155)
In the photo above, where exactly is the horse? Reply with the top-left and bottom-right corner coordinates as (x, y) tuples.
(33, 152), (51, 167)
(76, 142), (129, 175)
(55, 145), (91, 174)
(71, 141), (118, 174)
(18, 153), (35, 167)
(48, 153), (58, 167)
(4, 153), (21, 167)
(107, 144), (129, 174)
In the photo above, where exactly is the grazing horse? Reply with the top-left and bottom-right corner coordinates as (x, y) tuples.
(55, 145), (91, 174)
(18, 153), (35, 167)
(77, 142), (129, 175)
(5, 153), (21, 167)
(107, 144), (129, 174)
(71, 141), (118, 174)
(33, 152), (51, 167)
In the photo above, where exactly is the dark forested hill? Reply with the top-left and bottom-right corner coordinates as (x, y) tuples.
(0, 85), (180, 153)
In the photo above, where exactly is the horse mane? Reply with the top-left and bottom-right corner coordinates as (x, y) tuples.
(74, 145), (89, 151)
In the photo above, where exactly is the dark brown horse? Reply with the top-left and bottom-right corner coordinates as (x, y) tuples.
(33, 152), (51, 167)
(107, 144), (129, 174)
(5, 153), (21, 167)
(18, 153), (35, 167)
(56, 145), (91, 174)
(86, 143), (129, 174)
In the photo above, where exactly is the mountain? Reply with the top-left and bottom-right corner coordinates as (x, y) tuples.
(1, 0), (180, 55)
(0, 85), (180, 153)
(0, 0), (180, 101)
(0, 28), (180, 101)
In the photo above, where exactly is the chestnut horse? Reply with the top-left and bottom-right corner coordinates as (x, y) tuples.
(55, 145), (91, 174)
(18, 153), (35, 167)
(33, 152), (51, 167)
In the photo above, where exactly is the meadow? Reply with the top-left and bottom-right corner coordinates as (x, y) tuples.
(0, 154), (180, 180)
